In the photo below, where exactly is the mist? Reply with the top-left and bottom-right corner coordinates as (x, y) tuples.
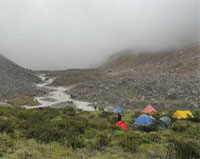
(0, 0), (199, 70)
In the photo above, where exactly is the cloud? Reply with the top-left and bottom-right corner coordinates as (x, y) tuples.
(0, 0), (199, 70)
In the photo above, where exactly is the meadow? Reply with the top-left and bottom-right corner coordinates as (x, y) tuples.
(0, 106), (199, 159)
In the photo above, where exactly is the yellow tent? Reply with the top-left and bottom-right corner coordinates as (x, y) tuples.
(172, 110), (194, 119)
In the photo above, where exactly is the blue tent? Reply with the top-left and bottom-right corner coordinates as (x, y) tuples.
(113, 106), (124, 114)
(134, 114), (153, 126)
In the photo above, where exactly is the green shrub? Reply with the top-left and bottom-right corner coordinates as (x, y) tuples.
(166, 109), (176, 118)
(88, 119), (110, 130)
(172, 124), (188, 132)
(86, 132), (111, 151)
(63, 106), (76, 116)
(17, 110), (30, 120)
(0, 119), (15, 134)
(23, 117), (88, 149)
(112, 131), (143, 153)
(167, 137), (200, 159)
(188, 111), (200, 122)
(188, 117), (200, 122)
(132, 111), (141, 119)
(99, 111), (113, 118)
(135, 125), (158, 133)
(0, 135), (15, 157)
(151, 113), (162, 120)
(146, 132), (161, 143)
(60, 135), (86, 149)
(98, 106), (104, 111)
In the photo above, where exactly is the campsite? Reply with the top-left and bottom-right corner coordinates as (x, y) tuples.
(0, 1), (199, 159)
(0, 105), (199, 159)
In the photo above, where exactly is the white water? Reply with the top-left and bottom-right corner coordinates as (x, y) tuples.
(24, 74), (95, 111)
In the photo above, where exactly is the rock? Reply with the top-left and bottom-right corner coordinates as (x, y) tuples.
(167, 88), (176, 95)
(99, 84), (104, 88)
(70, 93), (78, 99)
(141, 96), (145, 101)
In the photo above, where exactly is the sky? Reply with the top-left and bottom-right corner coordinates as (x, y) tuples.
(0, 0), (199, 70)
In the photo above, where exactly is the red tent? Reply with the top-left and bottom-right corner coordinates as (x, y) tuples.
(115, 121), (128, 130)
(141, 104), (158, 114)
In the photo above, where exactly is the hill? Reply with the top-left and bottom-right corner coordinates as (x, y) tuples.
(50, 44), (200, 110)
(0, 54), (41, 105)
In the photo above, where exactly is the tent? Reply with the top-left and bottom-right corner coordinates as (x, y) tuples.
(134, 114), (153, 126)
(115, 121), (128, 130)
(141, 104), (158, 114)
(159, 117), (172, 127)
(155, 116), (172, 128)
(113, 106), (124, 114)
(172, 110), (194, 119)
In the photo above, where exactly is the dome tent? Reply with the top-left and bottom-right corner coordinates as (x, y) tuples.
(172, 110), (193, 119)
(113, 106), (124, 114)
(134, 114), (153, 126)
(155, 116), (172, 128)
(141, 104), (158, 114)
(160, 117), (172, 127)
(115, 121), (128, 130)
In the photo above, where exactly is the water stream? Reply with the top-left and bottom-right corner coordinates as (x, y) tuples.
(24, 74), (95, 111)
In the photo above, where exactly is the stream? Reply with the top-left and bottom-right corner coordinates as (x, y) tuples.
(24, 74), (95, 111)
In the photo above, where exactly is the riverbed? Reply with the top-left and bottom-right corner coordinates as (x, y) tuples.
(24, 74), (95, 111)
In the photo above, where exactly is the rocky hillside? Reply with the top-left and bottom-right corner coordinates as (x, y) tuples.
(0, 54), (41, 100)
(102, 44), (200, 73)
(50, 44), (200, 110)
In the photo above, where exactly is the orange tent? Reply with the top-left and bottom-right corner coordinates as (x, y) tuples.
(141, 104), (158, 114)
(115, 121), (128, 130)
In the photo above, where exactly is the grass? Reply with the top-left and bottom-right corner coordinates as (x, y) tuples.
(0, 106), (199, 159)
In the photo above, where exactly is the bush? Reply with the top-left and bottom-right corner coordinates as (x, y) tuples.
(145, 132), (161, 143)
(0, 119), (15, 134)
(135, 125), (158, 133)
(86, 132), (111, 151)
(60, 135), (86, 149)
(172, 124), (188, 132)
(17, 110), (30, 120)
(112, 131), (143, 153)
(132, 111), (141, 119)
(188, 117), (200, 122)
(99, 111), (113, 118)
(23, 117), (88, 149)
(167, 137), (200, 159)
(151, 113), (162, 120)
(188, 111), (200, 122)
(0, 135), (15, 157)
(98, 106), (104, 111)
(63, 106), (76, 116)
(88, 118), (110, 130)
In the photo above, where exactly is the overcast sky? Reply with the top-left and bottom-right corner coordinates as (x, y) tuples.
(0, 0), (199, 70)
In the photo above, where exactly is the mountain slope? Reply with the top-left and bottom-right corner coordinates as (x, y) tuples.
(102, 44), (200, 73)
(66, 44), (200, 110)
(0, 54), (41, 99)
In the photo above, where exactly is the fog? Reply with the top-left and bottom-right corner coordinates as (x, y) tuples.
(0, 0), (199, 70)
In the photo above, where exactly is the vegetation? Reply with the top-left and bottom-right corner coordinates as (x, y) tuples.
(0, 106), (199, 159)
(6, 92), (40, 107)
